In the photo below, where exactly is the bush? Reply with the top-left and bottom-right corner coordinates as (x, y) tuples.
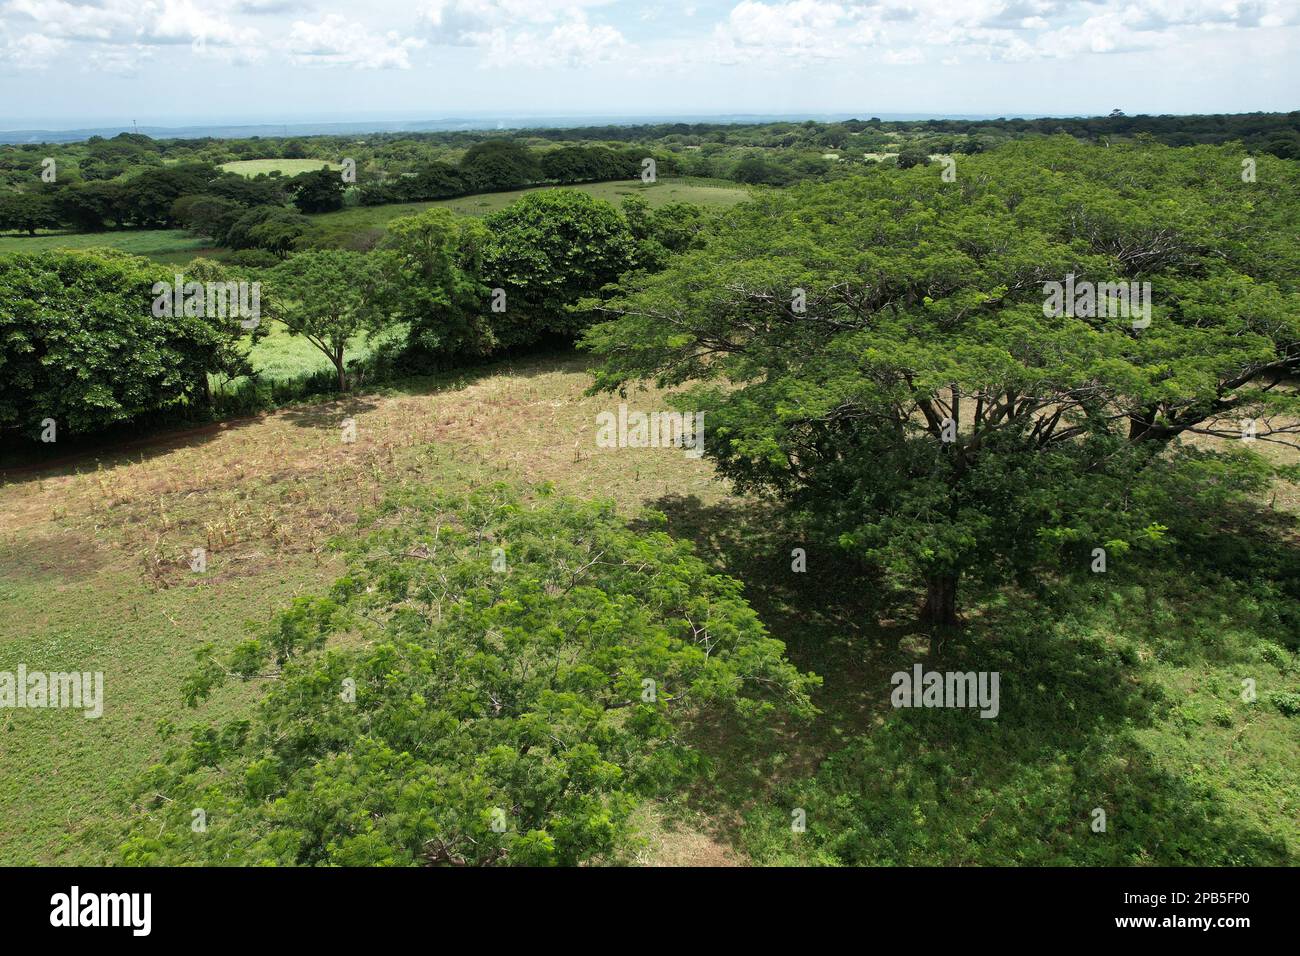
(0, 250), (250, 438)
(482, 190), (636, 346)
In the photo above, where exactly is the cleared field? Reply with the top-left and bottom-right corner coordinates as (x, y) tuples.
(219, 159), (341, 177)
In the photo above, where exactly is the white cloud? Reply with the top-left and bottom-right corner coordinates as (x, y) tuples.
(87, 45), (156, 75)
(0, 0), (1294, 80)
(698, 0), (1297, 67)
(2, 0), (260, 47)
(882, 46), (923, 64)
(0, 31), (68, 69)
(419, 0), (610, 41)
(285, 14), (425, 68)
(418, 0), (626, 66)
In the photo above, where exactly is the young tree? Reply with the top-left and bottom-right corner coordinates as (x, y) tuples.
(266, 249), (388, 390)
(584, 139), (1300, 628)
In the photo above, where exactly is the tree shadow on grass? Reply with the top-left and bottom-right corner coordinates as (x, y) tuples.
(277, 395), (381, 430)
(640, 493), (1294, 866)
(0, 413), (266, 486)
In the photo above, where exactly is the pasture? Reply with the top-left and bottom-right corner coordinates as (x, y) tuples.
(312, 177), (749, 230)
(219, 159), (342, 177)
(0, 229), (216, 263)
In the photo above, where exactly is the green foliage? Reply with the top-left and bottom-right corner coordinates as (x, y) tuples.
(1271, 692), (1300, 717)
(290, 167), (346, 214)
(583, 138), (1300, 621)
(459, 140), (543, 193)
(482, 190), (637, 347)
(265, 248), (389, 389)
(0, 192), (58, 235)
(895, 147), (932, 169)
(0, 250), (250, 437)
(225, 206), (309, 258)
(119, 486), (817, 866)
(376, 207), (491, 363)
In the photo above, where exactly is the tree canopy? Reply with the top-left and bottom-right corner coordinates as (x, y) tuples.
(0, 250), (251, 437)
(120, 486), (816, 866)
(583, 138), (1300, 624)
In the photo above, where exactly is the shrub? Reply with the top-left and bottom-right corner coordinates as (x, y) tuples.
(119, 486), (817, 865)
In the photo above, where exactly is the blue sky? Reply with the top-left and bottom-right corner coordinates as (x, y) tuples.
(1, 1), (1296, 127)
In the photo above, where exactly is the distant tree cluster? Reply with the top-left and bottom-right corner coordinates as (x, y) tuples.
(356, 140), (677, 205)
(0, 160), (341, 257)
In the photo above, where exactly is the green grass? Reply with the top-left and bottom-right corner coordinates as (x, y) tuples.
(236, 320), (404, 383)
(0, 229), (217, 262)
(312, 177), (750, 232)
(219, 159), (341, 177)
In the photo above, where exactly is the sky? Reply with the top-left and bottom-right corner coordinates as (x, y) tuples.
(0, 0), (1296, 128)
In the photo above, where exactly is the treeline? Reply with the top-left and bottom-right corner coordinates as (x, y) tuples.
(357, 141), (679, 205)
(0, 189), (711, 441)
(0, 140), (682, 244)
(6, 110), (1294, 210)
(0, 161), (324, 237)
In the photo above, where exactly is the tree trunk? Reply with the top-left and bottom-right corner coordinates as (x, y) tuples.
(921, 571), (959, 628)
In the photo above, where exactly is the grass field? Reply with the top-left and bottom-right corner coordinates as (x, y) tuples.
(219, 159), (342, 177)
(0, 352), (727, 864)
(1, 349), (1296, 866)
(0, 229), (218, 264)
(311, 177), (751, 231)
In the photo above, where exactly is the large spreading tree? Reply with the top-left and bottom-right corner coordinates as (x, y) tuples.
(583, 138), (1300, 626)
